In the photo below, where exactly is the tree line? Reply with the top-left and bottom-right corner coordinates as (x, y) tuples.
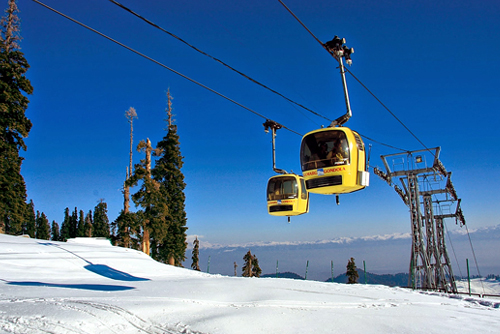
(19, 200), (110, 242)
(0, 1), (187, 266)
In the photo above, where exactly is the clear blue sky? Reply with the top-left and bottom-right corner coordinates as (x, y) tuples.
(18, 0), (500, 247)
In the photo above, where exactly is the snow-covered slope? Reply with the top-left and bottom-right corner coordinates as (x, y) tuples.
(0, 234), (498, 334)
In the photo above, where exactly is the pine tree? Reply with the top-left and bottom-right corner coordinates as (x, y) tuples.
(93, 200), (110, 238)
(128, 138), (167, 255)
(242, 250), (252, 277)
(113, 210), (138, 248)
(0, 0), (33, 234)
(51, 220), (60, 241)
(242, 250), (261, 277)
(84, 210), (92, 237)
(252, 255), (262, 278)
(191, 237), (200, 271)
(25, 199), (35, 237)
(129, 210), (143, 250)
(70, 207), (78, 238)
(59, 208), (71, 241)
(151, 90), (188, 265)
(77, 209), (85, 237)
(346, 257), (359, 284)
(35, 211), (50, 240)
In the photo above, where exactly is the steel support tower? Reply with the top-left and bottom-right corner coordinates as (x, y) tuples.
(374, 147), (465, 293)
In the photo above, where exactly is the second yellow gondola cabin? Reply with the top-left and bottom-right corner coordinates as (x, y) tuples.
(300, 127), (369, 195)
(267, 174), (309, 216)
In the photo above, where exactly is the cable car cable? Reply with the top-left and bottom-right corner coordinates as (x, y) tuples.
(34, 0), (414, 152)
(344, 69), (432, 154)
(277, 0), (324, 48)
(109, 0), (410, 151)
(30, 0), (302, 138)
(444, 217), (464, 279)
(464, 223), (486, 294)
(107, 0), (333, 123)
(108, 0), (323, 128)
(359, 134), (408, 152)
(277, 0), (434, 155)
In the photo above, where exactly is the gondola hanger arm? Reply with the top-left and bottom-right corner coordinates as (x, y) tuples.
(323, 36), (354, 127)
(263, 120), (288, 174)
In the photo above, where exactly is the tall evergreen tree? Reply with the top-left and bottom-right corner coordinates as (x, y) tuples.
(346, 257), (359, 284)
(0, 0), (33, 234)
(242, 250), (261, 277)
(77, 209), (85, 237)
(114, 210), (138, 248)
(252, 255), (262, 278)
(191, 237), (200, 271)
(93, 200), (110, 238)
(242, 250), (253, 277)
(151, 90), (187, 265)
(51, 220), (60, 241)
(35, 211), (50, 240)
(59, 207), (71, 241)
(70, 207), (78, 238)
(25, 199), (35, 237)
(128, 139), (167, 255)
(84, 210), (92, 237)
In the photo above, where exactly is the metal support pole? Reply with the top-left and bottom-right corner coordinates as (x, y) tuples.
(305, 260), (309, 280)
(467, 258), (471, 296)
(363, 260), (367, 284)
(276, 260), (279, 278)
(263, 120), (286, 174)
(207, 255), (211, 274)
(331, 261), (334, 283)
(338, 56), (352, 123)
(324, 36), (353, 127)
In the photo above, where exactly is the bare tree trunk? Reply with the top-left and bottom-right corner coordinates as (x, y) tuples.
(124, 106), (136, 215)
(146, 138), (152, 173)
(139, 139), (153, 255)
(142, 228), (150, 255)
(123, 168), (130, 214)
(123, 178), (130, 248)
(125, 107), (137, 177)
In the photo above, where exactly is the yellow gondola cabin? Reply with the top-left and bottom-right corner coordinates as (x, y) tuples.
(267, 174), (309, 216)
(300, 127), (369, 195)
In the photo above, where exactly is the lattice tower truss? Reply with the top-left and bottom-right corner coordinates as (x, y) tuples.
(374, 147), (465, 293)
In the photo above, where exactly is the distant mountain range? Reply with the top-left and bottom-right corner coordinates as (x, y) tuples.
(261, 269), (410, 287)
(187, 224), (500, 280)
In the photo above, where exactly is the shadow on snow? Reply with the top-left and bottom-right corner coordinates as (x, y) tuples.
(6, 281), (135, 291)
(37, 242), (151, 282)
(84, 264), (150, 282)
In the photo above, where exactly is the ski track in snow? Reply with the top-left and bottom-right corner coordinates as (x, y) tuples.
(0, 297), (205, 334)
(3, 293), (497, 334)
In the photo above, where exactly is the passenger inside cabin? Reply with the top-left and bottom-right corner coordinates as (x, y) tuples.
(310, 141), (328, 164)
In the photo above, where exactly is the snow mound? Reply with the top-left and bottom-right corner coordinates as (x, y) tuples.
(0, 234), (499, 334)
